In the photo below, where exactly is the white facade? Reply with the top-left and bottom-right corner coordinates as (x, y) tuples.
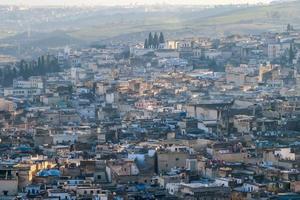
(204, 49), (222, 59)
(78, 106), (95, 119)
(105, 92), (118, 104)
(166, 40), (179, 49)
(268, 43), (290, 59)
(166, 183), (180, 195)
(48, 190), (75, 200)
(242, 183), (260, 193)
(130, 48), (154, 57)
(13, 77), (43, 89)
(155, 50), (179, 59)
(4, 88), (42, 97)
(274, 148), (296, 161)
(52, 132), (78, 144)
(186, 159), (197, 172)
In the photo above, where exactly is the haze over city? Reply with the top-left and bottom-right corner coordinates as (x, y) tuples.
(0, 0), (273, 6)
(1, 0), (300, 199)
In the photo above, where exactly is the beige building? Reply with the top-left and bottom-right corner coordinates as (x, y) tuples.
(291, 181), (300, 193)
(157, 149), (190, 174)
(0, 179), (18, 197)
(233, 115), (254, 134)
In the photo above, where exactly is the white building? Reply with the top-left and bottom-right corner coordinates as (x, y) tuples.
(274, 148), (296, 161)
(166, 183), (180, 195)
(52, 132), (78, 144)
(47, 189), (75, 200)
(13, 76), (43, 89)
(4, 88), (42, 97)
(268, 43), (290, 59)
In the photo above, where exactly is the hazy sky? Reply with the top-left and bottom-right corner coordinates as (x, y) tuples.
(0, 0), (272, 6)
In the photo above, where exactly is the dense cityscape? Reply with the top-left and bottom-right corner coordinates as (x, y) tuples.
(1, 1), (300, 200)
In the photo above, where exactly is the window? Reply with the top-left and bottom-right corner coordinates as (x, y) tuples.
(97, 175), (102, 180)
(3, 191), (8, 196)
(176, 158), (179, 161)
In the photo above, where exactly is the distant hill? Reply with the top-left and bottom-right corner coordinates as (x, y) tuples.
(195, 0), (300, 31)
(67, 1), (300, 42)
(0, 31), (85, 58)
(1, 1), (300, 48)
(2, 31), (85, 48)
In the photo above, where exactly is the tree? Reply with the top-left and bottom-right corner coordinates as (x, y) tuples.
(287, 24), (293, 32)
(144, 38), (148, 49)
(41, 55), (45, 67)
(12, 68), (17, 77)
(148, 32), (153, 48)
(19, 60), (25, 77)
(24, 63), (30, 79)
(153, 32), (159, 49)
(3, 67), (14, 86)
(159, 32), (165, 44)
(0, 54), (61, 87)
(289, 43), (295, 64)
